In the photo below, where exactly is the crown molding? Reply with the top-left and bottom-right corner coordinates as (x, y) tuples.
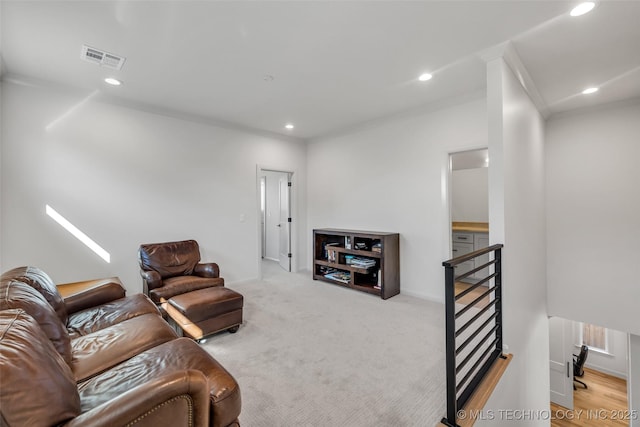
(480, 41), (550, 119)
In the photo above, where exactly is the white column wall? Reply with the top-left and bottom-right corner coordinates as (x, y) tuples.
(479, 58), (549, 426)
(0, 81), (307, 295)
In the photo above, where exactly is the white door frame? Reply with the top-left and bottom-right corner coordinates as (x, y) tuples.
(446, 147), (490, 257)
(256, 165), (297, 278)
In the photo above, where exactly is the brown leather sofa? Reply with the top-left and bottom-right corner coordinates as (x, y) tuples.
(0, 266), (241, 427)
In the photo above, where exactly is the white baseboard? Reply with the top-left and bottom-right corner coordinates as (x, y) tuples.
(585, 362), (627, 380)
(400, 289), (444, 304)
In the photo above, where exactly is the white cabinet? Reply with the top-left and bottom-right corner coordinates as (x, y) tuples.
(452, 241), (474, 277)
(452, 231), (489, 283)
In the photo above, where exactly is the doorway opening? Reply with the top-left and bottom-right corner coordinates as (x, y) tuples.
(258, 168), (294, 277)
(448, 148), (489, 288)
(549, 316), (630, 423)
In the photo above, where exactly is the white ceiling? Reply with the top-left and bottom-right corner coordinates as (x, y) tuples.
(2, 1), (639, 140)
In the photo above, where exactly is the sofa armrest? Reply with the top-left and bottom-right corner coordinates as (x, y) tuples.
(63, 370), (210, 427)
(194, 263), (220, 278)
(59, 279), (126, 315)
(140, 270), (162, 295)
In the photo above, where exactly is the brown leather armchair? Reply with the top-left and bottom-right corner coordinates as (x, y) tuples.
(138, 240), (224, 306)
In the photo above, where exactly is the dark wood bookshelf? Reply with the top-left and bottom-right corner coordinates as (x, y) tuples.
(313, 228), (400, 299)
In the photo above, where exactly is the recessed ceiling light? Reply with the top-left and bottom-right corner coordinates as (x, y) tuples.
(570, 2), (596, 17)
(582, 87), (599, 94)
(285, 123), (294, 130)
(104, 77), (121, 86)
(418, 73), (433, 82)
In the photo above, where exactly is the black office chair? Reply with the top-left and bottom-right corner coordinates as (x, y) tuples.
(573, 344), (589, 390)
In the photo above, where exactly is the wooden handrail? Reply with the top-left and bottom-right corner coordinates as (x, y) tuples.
(443, 244), (503, 268)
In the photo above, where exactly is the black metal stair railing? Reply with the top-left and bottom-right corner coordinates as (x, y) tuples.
(441, 244), (504, 427)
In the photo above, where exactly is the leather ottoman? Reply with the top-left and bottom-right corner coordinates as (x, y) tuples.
(166, 287), (243, 341)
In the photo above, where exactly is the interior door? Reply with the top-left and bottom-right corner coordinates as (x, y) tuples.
(549, 316), (574, 409)
(278, 176), (291, 272)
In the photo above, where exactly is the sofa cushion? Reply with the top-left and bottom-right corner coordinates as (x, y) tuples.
(149, 275), (224, 304)
(71, 313), (178, 382)
(0, 278), (72, 364)
(0, 265), (68, 324)
(139, 240), (201, 279)
(0, 309), (80, 426)
(78, 338), (241, 427)
(66, 293), (160, 339)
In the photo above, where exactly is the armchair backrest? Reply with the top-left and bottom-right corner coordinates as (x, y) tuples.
(138, 240), (201, 279)
(574, 344), (589, 376)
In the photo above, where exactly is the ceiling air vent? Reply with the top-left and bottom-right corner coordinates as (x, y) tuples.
(81, 45), (126, 70)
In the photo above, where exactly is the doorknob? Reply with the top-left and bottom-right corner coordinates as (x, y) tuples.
(277, 224), (281, 227)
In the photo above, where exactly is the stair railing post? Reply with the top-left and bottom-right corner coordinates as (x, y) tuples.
(443, 263), (458, 426)
(494, 247), (503, 354)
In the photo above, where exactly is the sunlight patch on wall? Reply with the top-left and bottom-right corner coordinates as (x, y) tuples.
(45, 90), (99, 131)
(45, 204), (111, 263)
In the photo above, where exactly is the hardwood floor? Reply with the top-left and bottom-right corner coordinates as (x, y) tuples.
(455, 281), (490, 308)
(550, 368), (630, 427)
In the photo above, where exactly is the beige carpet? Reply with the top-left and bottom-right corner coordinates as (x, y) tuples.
(201, 260), (446, 426)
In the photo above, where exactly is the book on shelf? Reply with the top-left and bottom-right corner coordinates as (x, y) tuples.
(350, 257), (376, 268)
(354, 242), (368, 250)
(324, 242), (340, 262)
(324, 271), (351, 284)
(319, 266), (338, 275)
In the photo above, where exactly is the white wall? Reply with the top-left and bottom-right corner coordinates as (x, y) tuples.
(451, 167), (489, 222)
(261, 170), (288, 260)
(0, 80), (307, 295)
(480, 57), (549, 425)
(307, 98), (488, 301)
(546, 99), (640, 337)
(629, 334), (640, 427)
(0, 66), (3, 274)
(573, 323), (629, 379)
